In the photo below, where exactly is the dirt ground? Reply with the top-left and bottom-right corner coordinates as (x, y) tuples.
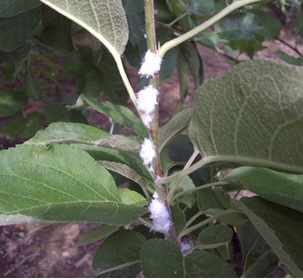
(0, 25), (302, 277)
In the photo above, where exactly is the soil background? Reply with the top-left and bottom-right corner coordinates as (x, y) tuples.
(0, 25), (302, 277)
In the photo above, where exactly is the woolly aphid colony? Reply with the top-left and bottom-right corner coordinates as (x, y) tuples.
(137, 50), (172, 234)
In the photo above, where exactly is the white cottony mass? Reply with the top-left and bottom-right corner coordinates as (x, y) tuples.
(149, 192), (171, 234)
(139, 50), (162, 78)
(139, 138), (156, 171)
(136, 86), (159, 115)
(136, 86), (159, 127)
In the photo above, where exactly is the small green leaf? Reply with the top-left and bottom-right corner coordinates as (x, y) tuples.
(0, 145), (146, 225)
(173, 175), (196, 207)
(0, 89), (27, 117)
(159, 108), (192, 152)
(189, 60), (303, 173)
(40, 0), (129, 55)
(243, 236), (279, 278)
(26, 122), (109, 145)
(225, 167), (303, 213)
(198, 224), (233, 249)
(249, 9), (282, 39)
(118, 188), (146, 206)
(275, 50), (303, 67)
(141, 239), (184, 278)
(100, 161), (148, 190)
(237, 197), (303, 277)
(25, 67), (41, 100)
(197, 188), (230, 211)
(93, 230), (145, 277)
(82, 95), (147, 139)
(171, 206), (186, 234)
(185, 251), (237, 277)
(76, 225), (118, 247)
(78, 145), (153, 184)
(4, 112), (43, 139)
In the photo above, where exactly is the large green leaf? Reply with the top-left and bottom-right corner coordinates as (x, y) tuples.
(225, 166), (303, 213)
(93, 230), (145, 277)
(141, 239), (184, 278)
(0, 144), (146, 225)
(39, 0), (128, 55)
(237, 197), (303, 277)
(0, 0), (41, 17)
(189, 60), (303, 173)
(0, 6), (41, 52)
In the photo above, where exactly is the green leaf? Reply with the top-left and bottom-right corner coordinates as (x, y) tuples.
(161, 135), (194, 173)
(215, 12), (262, 40)
(0, 0), (41, 17)
(4, 112), (43, 139)
(189, 60), (303, 173)
(26, 122), (109, 145)
(0, 7), (41, 52)
(237, 197), (303, 277)
(118, 188), (146, 206)
(275, 50), (303, 67)
(77, 145), (153, 184)
(0, 89), (27, 117)
(173, 175), (196, 207)
(179, 42), (203, 89)
(40, 0), (128, 56)
(243, 237), (279, 278)
(141, 239), (184, 278)
(0, 145), (146, 225)
(82, 95), (148, 139)
(225, 167), (303, 213)
(100, 161), (147, 190)
(197, 188), (230, 211)
(93, 230), (145, 277)
(185, 251), (237, 277)
(76, 225), (118, 247)
(198, 224), (233, 249)
(171, 206), (186, 234)
(44, 99), (70, 123)
(248, 9), (282, 39)
(39, 6), (73, 52)
(24, 67), (41, 100)
(159, 108), (192, 152)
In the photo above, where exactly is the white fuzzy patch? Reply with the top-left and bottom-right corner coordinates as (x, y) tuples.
(139, 138), (156, 171)
(136, 86), (159, 128)
(149, 193), (171, 234)
(137, 86), (159, 115)
(139, 50), (162, 78)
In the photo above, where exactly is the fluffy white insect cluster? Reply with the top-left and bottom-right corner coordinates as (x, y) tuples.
(149, 192), (172, 234)
(139, 138), (156, 171)
(136, 85), (159, 127)
(139, 50), (162, 78)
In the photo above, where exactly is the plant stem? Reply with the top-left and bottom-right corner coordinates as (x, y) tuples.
(178, 210), (239, 238)
(144, 0), (179, 245)
(183, 211), (205, 229)
(166, 149), (200, 204)
(275, 36), (303, 58)
(158, 0), (264, 58)
(172, 181), (231, 203)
